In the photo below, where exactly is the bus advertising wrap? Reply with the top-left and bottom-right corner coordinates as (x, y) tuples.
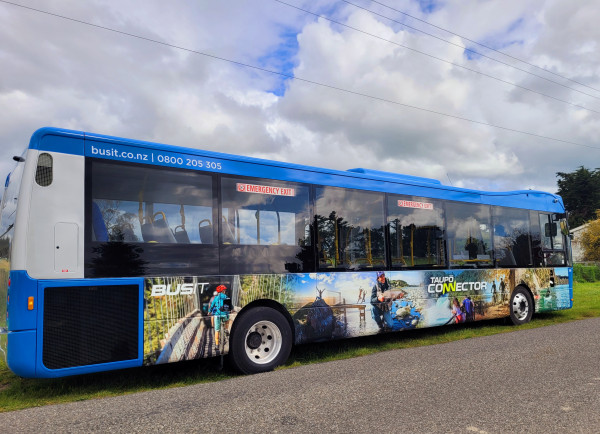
(143, 267), (571, 365)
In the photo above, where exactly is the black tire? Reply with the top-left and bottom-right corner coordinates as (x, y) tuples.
(229, 306), (292, 374)
(509, 286), (533, 325)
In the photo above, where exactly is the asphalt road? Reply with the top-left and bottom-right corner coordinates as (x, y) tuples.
(1, 317), (600, 433)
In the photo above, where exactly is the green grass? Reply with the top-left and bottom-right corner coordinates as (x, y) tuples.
(573, 263), (600, 283)
(1, 281), (599, 412)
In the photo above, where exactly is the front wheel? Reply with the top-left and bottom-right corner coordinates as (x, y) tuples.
(229, 306), (292, 374)
(509, 286), (533, 325)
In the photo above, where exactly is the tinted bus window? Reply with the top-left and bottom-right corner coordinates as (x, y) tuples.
(446, 202), (492, 268)
(219, 177), (312, 274)
(220, 177), (310, 246)
(538, 213), (566, 265)
(529, 210), (543, 267)
(315, 187), (385, 270)
(492, 206), (532, 267)
(90, 161), (214, 244)
(539, 214), (564, 250)
(86, 160), (219, 277)
(0, 158), (25, 262)
(387, 195), (445, 268)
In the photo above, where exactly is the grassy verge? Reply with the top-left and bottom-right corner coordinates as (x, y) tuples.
(573, 263), (600, 283)
(1, 282), (598, 412)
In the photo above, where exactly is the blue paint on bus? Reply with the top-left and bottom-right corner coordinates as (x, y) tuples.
(29, 127), (565, 212)
(34, 277), (145, 378)
(7, 271), (37, 332)
(7, 274), (145, 379)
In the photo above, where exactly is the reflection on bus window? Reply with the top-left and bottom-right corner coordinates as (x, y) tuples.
(538, 213), (566, 266)
(220, 177), (310, 247)
(446, 202), (492, 268)
(0, 158), (25, 261)
(387, 195), (445, 268)
(492, 207), (532, 267)
(316, 187), (385, 270)
(91, 161), (214, 244)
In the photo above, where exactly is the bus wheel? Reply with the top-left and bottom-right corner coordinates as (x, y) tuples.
(509, 287), (533, 325)
(229, 307), (292, 374)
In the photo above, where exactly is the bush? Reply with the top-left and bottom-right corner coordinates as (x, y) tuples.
(581, 211), (600, 262)
(573, 263), (600, 282)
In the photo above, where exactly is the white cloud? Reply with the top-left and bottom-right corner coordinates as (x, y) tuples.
(0, 0), (599, 196)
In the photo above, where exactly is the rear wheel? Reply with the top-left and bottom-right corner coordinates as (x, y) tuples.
(229, 306), (292, 374)
(509, 286), (533, 325)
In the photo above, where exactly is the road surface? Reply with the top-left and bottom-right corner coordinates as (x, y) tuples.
(1, 317), (600, 433)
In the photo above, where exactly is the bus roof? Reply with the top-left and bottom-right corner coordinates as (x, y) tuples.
(27, 127), (565, 213)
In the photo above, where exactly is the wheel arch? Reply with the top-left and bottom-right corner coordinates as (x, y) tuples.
(513, 283), (536, 315)
(231, 299), (295, 345)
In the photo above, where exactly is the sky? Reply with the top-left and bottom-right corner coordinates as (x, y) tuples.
(1, 0), (599, 194)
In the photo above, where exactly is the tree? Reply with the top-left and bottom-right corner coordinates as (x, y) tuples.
(556, 167), (600, 228)
(581, 210), (600, 262)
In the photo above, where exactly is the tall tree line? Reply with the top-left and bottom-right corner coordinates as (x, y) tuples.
(556, 167), (600, 228)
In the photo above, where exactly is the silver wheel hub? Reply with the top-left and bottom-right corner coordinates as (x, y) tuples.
(512, 293), (529, 321)
(244, 320), (282, 365)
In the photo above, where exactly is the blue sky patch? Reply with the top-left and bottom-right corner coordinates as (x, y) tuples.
(463, 17), (525, 60)
(258, 28), (300, 97)
(417, 0), (442, 14)
(257, 1), (349, 96)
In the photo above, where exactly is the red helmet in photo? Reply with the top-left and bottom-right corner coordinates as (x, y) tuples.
(216, 285), (227, 293)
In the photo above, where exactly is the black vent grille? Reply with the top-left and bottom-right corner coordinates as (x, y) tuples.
(35, 153), (53, 186)
(43, 285), (139, 369)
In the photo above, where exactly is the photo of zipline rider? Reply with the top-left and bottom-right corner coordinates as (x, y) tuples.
(209, 284), (232, 348)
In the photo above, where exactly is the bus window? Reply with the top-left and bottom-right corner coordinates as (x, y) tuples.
(220, 177), (309, 246)
(315, 187), (385, 270)
(0, 158), (24, 257)
(387, 195), (445, 268)
(90, 161), (214, 244)
(492, 207), (532, 267)
(446, 202), (492, 268)
(538, 213), (566, 265)
(528, 210), (543, 267)
(540, 214), (564, 250)
(219, 177), (312, 274)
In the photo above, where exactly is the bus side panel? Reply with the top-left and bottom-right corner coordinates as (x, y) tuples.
(7, 268), (576, 377)
(34, 278), (144, 379)
(143, 276), (239, 365)
(141, 270), (499, 363)
(525, 267), (572, 312)
(141, 268), (575, 366)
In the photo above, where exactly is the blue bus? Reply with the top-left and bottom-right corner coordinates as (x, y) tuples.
(0, 127), (572, 377)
